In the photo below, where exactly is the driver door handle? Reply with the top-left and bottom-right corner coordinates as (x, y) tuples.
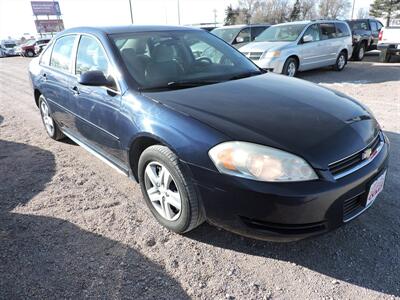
(71, 86), (80, 96)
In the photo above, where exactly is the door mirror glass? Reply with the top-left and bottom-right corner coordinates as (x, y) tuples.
(236, 36), (245, 43)
(302, 35), (313, 43)
(78, 70), (110, 86)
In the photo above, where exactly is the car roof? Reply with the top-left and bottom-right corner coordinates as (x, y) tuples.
(213, 24), (270, 30)
(61, 25), (202, 36)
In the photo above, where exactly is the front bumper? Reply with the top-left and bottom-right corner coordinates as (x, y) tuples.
(253, 56), (286, 74)
(186, 139), (389, 242)
(378, 43), (400, 55)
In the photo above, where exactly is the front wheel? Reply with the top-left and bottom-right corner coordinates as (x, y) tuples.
(282, 57), (298, 77)
(26, 50), (35, 57)
(138, 145), (205, 233)
(333, 51), (347, 71)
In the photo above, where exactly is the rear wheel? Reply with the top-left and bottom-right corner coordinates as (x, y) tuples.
(334, 51), (347, 71)
(39, 95), (64, 140)
(138, 145), (204, 233)
(353, 43), (365, 61)
(282, 57), (298, 77)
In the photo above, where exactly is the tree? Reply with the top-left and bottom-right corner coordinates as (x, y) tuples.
(290, 0), (302, 20)
(370, 0), (400, 26)
(299, 0), (318, 19)
(357, 7), (369, 19)
(224, 5), (238, 25)
(319, 0), (351, 19)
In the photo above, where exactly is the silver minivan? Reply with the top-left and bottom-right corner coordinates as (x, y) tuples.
(239, 20), (353, 76)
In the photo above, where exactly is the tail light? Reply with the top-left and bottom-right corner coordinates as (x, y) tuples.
(378, 30), (383, 41)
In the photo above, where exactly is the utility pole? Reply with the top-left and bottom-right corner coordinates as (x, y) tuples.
(351, 0), (356, 19)
(128, 0), (134, 24)
(213, 9), (217, 26)
(177, 0), (181, 25)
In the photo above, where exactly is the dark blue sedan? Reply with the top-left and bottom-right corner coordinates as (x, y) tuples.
(29, 25), (389, 241)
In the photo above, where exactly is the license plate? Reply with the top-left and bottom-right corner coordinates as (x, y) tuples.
(366, 171), (386, 207)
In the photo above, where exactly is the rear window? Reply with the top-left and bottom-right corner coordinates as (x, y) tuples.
(335, 22), (350, 37)
(348, 20), (369, 30)
(320, 23), (336, 39)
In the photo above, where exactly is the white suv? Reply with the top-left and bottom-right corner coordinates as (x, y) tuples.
(239, 20), (353, 76)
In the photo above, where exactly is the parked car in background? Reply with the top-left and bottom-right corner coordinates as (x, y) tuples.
(378, 26), (400, 62)
(211, 24), (270, 48)
(0, 40), (17, 57)
(239, 20), (353, 77)
(29, 26), (388, 241)
(20, 38), (51, 57)
(346, 18), (384, 61)
(34, 39), (51, 55)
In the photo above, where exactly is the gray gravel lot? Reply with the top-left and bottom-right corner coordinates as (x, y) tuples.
(0, 53), (399, 299)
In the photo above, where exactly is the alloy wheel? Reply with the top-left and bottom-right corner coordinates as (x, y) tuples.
(287, 62), (296, 77)
(144, 161), (182, 221)
(358, 47), (364, 60)
(338, 55), (345, 70)
(40, 100), (54, 136)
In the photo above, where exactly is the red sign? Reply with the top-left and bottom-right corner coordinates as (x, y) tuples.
(35, 19), (64, 33)
(31, 1), (61, 16)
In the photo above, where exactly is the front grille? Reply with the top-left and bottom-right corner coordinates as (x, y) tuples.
(240, 217), (326, 235)
(343, 193), (365, 221)
(329, 133), (382, 179)
(242, 52), (263, 60)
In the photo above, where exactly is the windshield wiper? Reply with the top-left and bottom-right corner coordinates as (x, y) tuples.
(139, 79), (220, 92)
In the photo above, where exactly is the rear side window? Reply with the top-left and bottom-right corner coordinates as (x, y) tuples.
(39, 44), (52, 66)
(348, 20), (369, 30)
(320, 23), (336, 39)
(75, 36), (109, 76)
(335, 22), (350, 37)
(370, 21), (378, 31)
(50, 35), (76, 72)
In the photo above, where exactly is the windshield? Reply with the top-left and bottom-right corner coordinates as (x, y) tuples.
(255, 24), (306, 42)
(211, 27), (242, 43)
(4, 43), (16, 48)
(112, 30), (261, 90)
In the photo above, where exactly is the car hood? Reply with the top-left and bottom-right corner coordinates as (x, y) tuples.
(240, 41), (292, 53)
(143, 73), (379, 169)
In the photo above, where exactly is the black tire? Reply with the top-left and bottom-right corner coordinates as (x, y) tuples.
(39, 95), (64, 140)
(282, 57), (298, 77)
(26, 50), (35, 57)
(353, 43), (366, 61)
(333, 51), (347, 71)
(138, 145), (205, 233)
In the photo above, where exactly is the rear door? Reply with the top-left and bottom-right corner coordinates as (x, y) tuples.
(40, 34), (78, 130)
(70, 34), (124, 163)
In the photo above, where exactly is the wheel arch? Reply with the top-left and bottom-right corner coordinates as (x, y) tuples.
(34, 89), (42, 107)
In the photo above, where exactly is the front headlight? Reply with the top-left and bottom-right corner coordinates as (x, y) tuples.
(263, 50), (281, 58)
(209, 142), (318, 182)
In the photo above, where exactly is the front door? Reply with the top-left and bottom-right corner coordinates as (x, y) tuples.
(299, 24), (324, 71)
(69, 35), (124, 163)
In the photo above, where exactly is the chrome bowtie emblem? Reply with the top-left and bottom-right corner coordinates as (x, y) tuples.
(362, 148), (372, 160)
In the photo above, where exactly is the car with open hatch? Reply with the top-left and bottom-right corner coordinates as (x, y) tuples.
(29, 25), (389, 241)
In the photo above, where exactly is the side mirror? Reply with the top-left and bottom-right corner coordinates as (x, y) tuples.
(78, 70), (110, 87)
(302, 35), (313, 43)
(236, 36), (245, 43)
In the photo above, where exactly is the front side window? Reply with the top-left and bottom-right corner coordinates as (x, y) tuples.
(335, 22), (350, 37)
(255, 24), (307, 42)
(235, 28), (251, 44)
(75, 36), (109, 76)
(113, 30), (260, 90)
(211, 27), (242, 43)
(40, 43), (52, 65)
(320, 23), (336, 39)
(50, 35), (76, 71)
(370, 21), (378, 31)
(302, 24), (320, 42)
(251, 27), (267, 40)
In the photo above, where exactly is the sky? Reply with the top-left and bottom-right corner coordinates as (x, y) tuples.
(0, 0), (373, 39)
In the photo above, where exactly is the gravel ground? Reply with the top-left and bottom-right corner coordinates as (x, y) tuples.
(0, 53), (399, 300)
